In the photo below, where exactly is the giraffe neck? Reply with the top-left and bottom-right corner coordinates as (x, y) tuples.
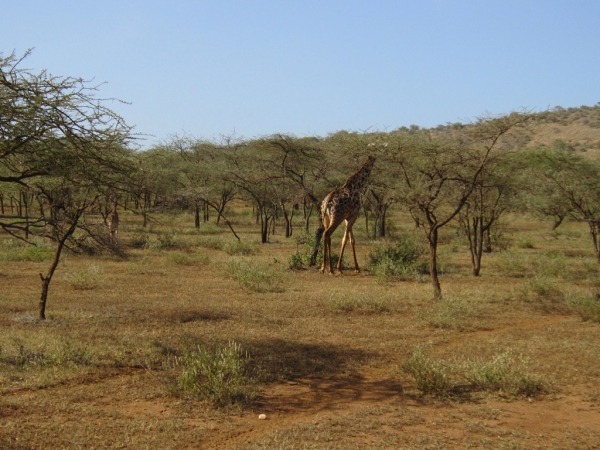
(342, 156), (375, 192)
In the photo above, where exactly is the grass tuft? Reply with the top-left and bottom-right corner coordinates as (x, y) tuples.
(223, 239), (258, 256)
(327, 292), (391, 314)
(0, 238), (55, 262)
(167, 250), (210, 266)
(402, 346), (546, 398)
(169, 341), (258, 407)
(568, 293), (600, 322)
(63, 265), (103, 290)
(367, 233), (426, 279)
(227, 258), (285, 293)
(420, 297), (482, 331)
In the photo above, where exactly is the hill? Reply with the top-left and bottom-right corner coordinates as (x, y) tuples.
(528, 103), (600, 154)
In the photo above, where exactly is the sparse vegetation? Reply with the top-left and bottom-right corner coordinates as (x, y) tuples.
(402, 346), (545, 398)
(167, 250), (210, 266)
(3, 61), (600, 448)
(327, 292), (391, 314)
(0, 238), (55, 262)
(63, 264), (104, 290)
(223, 239), (258, 256)
(226, 257), (285, 293)
(420, 296), (484, 331)
(568, 293), (600, 322)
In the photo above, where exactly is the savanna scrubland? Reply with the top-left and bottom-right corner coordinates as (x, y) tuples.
(2, 50), (600, 448)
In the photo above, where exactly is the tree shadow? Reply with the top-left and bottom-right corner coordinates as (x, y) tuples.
(161, 308), (231, 324)
(243, 338), (374, 382)
(239, 338), (406, 413)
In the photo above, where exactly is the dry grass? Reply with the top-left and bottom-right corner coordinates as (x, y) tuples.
(2, 211), (600, 448)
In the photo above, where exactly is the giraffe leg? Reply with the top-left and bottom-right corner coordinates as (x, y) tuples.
(319, 236), (326, 273)
(326, 230), (335, 274)
(337, 226), (350, 274)
(348, 229), (360, 273)
(319, 235), (327, 274)
(320, 230), (334, 274)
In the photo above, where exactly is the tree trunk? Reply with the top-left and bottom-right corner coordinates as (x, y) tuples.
(552, 215), (565, 231)
(377, 205), (387, 238)
(428, 227), (442, 300)
(22, 191), (30, 239)
(39, 214), (80, 320)
(203, 201), (210, 222)
(309, 226), (325, 266)
(261, 216), (269, 243)
(281, 204), (293, 238)
(472, 219), (484, 277)
(468, 216), (483, 277)
(303, 199), (314, 232)
(589, 221), (600, 264)
(194, 202), (201, 228)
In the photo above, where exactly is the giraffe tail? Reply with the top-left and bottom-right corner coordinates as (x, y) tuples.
(309, 226), (325, 267)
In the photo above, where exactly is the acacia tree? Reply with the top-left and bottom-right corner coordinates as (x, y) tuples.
(527, 148), (600, 263)
(230, 134), (323, 243)
(0, 50), (133, 186)
(266, 134), (324, 237)
(391, 112), (533, 299)
(458, 154), (521, 276)
(0, 49), (135, 319)
(170, 135), (239, 231)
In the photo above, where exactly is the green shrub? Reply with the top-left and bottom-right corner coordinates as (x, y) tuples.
(402, 346), (545, 397)
(0, 239), (55, 262)
(0, 339), (92, 368)
(287, 250), (305, 270)
(63, 265), (103, 290)
(494, 249), (528, 277)
(130, 230), (150, 248)
(516, 237), (535, 249)
(368, 233), (425, 278)
(568, 293), (600, 323)
(172, 341), (257, 407)
(199, 222), (221, 235)
(48, 340), (93, 366)
(197, 236), (225, 250)
(223, 239), (257, 256)
(534, 250), (568, 278)
(523, 275), (565, 302)
(144, 231), (179, 250)
(461, 350), (545, 397)
(227, 258), (285, 293)
(22, 243), (56, 261)
(401, 345), (453, 395)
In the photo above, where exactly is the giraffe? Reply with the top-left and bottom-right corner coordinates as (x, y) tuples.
(310, 156), (375, 274)
(108, 200), (119, 246)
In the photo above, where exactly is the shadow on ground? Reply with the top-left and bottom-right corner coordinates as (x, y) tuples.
(244, 338), (375, 382)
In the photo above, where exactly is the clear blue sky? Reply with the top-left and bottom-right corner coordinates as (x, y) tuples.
(2, 1), (599, 148)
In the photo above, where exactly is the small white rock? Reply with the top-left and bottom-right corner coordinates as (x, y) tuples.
(258, 414), (267, 420)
